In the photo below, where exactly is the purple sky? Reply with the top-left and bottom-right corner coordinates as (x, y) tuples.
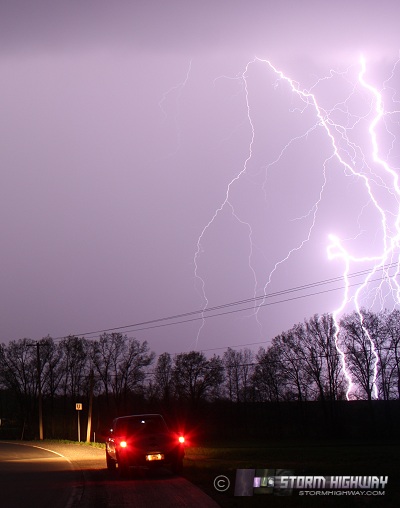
(1, 1), (400, 356)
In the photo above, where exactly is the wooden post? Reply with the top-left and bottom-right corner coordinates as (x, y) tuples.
(86, 369), (94, 443)
(36, 343), (43, 440)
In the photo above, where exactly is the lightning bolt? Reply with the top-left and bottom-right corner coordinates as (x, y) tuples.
(194, 55), (400, 400)
(158, 60), (192, 158)
(328, 56), (400, 400)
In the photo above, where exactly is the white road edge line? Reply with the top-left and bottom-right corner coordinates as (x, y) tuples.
(1, 441), (83, 508)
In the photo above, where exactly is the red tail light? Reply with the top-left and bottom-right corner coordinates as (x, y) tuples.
(178, 436), (185, 444)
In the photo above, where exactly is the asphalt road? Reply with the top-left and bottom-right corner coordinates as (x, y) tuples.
(0, 441), (220, 508)
(0, 441), (81, 508)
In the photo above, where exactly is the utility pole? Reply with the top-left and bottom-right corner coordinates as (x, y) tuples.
(36, 343), (43, 440)
(86, 369), (94, 443)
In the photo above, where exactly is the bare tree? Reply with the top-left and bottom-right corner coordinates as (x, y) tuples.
(252, 345), (286, 402)
(381, 309), (400, 399)
(340, 310), (379, 401)
(223, 348), (254, 404)
(366, 310), (398, 400)
(0, 338), (37, 401)
(172, 351), (224, 408)
(39, 336), (63, 400)
(271, 330), (313, 402)
(59, 335), (90, 399)
(0, 338), (38, 435)
(115, 338), (155, 409)
(304, 314), (345, 401)
(91, 333), (154, 411)
(154, 352), (173, 403)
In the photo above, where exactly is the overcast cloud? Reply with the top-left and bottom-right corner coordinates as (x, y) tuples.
(1, 1), (400, 355)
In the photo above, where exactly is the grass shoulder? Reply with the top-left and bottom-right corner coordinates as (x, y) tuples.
(41, 439), (106, 450)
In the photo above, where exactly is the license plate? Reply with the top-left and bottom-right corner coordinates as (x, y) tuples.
(146, 453), (164, 461)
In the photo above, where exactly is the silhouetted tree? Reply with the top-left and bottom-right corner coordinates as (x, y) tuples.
(0, 338), (38, 435)
(272, 330), (313, 401)
(172, 351), (224, 408)
(340, 310), (378, 401)
(384, 309), (400, 398)
(369, 310), (397, 400)
(38, 336), (63, 437)
(91, 333), (154, 412)
(59, 335), (90, 399)
(252, 345), (286, 402)
(223, 348), (254, 403)
(303, 314), (345, 401)
(40, 336), (63, 399)
(154, 352), (173, 403)
(116, 338), (155, 411)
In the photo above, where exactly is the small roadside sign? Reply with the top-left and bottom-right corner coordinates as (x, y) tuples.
(76, 403), (83, 442)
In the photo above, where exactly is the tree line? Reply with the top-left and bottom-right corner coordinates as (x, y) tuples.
(1, 308), (400, 439)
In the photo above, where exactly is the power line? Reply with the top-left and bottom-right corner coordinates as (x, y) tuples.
(49, 262), (398, 341)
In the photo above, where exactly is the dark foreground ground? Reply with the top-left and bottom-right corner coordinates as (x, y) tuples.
(183, 438), (400, 508)
(6, 438), (400, 508)
(1, 440), (218, 508)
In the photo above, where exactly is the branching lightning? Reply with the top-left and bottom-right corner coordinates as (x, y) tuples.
(194, 55), (400, 400)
